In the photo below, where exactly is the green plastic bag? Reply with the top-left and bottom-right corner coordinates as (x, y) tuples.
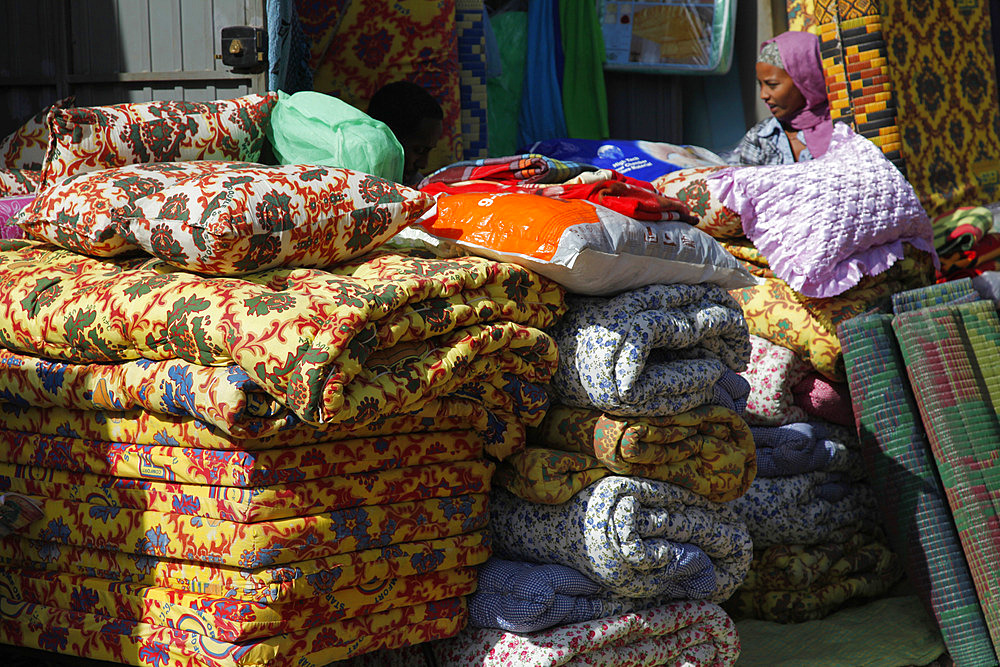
(266, 90), (404, 182)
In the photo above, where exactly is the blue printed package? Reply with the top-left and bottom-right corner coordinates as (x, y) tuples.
(525, 138), (726, 183)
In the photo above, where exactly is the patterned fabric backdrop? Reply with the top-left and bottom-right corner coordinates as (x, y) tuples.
(882, 0), (1000, 217)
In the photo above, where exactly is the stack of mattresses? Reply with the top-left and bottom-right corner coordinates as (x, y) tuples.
(889, 291), (1000, 660)
(0, 238), (565, 665)
(839, 279), (999, 666)
(393, 159), (760, 665)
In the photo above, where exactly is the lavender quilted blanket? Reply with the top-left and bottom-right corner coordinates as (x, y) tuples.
(708, 123), (937, 299)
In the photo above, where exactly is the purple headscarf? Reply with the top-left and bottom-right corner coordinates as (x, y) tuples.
(761, 31), (833, 158)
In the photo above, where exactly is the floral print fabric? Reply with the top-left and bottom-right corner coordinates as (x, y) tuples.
(0, 241), (563, 438)
(1, 530), (490, 602)
(727, 532), (902, 623)
(0, 563), (477, 642)
(731, 248), (935, 381)
(490, 477), (752, 601)
(731, 473), (879, 548)
(497, 404), (756, 504)
(0, 456), (492, 523)
(17, 160), (247, 256)
(431, 600), (741, 667)
(113, 164), (435, 275)
(0, 96), (73, 170)
(740, 334), (810, 426)
(0, 594), (466, 667)
(20, 491), (489, 568)
(39, 94), (277, 188)
(549, 284), (751, 417)
(0, 167), (43, 197)
(652, 165), (744, 240)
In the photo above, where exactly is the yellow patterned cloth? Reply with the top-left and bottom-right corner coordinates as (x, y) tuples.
(496, 404), (756, 504)
(0, 531), (490, 602)
(730, 248), (935, 380)
(0, 426), (486, 489)
(0, 457), (492, 523)
(17, 492), (489, 568)
(0, 564), (477, 642)
(0, 397), (490, 449)
(0, 240), (564, 428)
(883, 0), (1000, 217)
(726, 532), (902, 623)
(0, 594), (466, 667)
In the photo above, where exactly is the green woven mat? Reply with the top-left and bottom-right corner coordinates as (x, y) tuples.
(839, 310), (997, 667)
(736, 594), (946, 666)
(892, 299), (1000, 657)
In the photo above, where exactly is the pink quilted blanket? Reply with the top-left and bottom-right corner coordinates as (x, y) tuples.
(708, 124), (938, 298)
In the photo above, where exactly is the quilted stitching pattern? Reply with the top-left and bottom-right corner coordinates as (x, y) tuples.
(711, 124), (937, 299)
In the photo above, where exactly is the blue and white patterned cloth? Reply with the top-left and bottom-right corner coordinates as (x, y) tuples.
(467, 557), (704, 633)
(490, 476), (752, 601)
(468, 558), (603, 632)
(548, 284), (752, 417)
(730, 472), (879, 548)
(751, 421), (861, 477)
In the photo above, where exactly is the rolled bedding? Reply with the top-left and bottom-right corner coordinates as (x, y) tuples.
(731, 472), (879, 548)
(468, 557), (696, 633)
(548, 284), (751, 417)
(496, 403), (756, 504)
(490, 476), (752, 601)
(431, 600), (740, 667)
(750, 422), (861, 477)
(726, 531), (903, 623)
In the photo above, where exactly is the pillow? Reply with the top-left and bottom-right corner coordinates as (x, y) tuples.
(0, 168), (44, 197)
(652, 165), (743, 239)
(420, 192), (756, 295)
(112, 163), (435, 274)
(267, 90), (404, 182)
(15, 161), (249, 256)
(709, 123), (939, 299)
(39, 93), (277, 188)
(0, 96), (74, 170)
(0, 195), (32, 239)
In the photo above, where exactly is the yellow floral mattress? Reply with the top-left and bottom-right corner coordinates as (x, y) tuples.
(496, 404), (756, 504)
(0, 594), (466, 667)
(0, 458), (493, 523)
(0, 239), (564, 427)
(730, 248), (935, 380)
(16, 493), (489, 568)
(0, 427), (485, 488)
(0, 397), (492, 449)
(0, 564), (477, 642)
(0, 531), (490, 602)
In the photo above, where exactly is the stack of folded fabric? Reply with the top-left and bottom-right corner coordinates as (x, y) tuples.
(375, 154), (760, 665)
(930, 206), (1000, 283)
(442, 282), (756, 665)
(0, 240), (565, 665)
(653, 122), (938, 625)
(0, 98), (571, 664)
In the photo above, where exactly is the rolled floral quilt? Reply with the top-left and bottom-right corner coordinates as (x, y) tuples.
(490, 476), (752, 601)
(548, 283), (751, 416)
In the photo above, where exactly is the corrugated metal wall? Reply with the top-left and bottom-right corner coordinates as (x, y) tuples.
(0, 0), (265, 137)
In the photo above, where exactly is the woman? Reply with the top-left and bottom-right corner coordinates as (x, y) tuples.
(729, 30), (833, 166)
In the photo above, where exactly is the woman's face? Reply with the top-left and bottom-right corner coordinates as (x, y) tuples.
(756, 62), (807, 121)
